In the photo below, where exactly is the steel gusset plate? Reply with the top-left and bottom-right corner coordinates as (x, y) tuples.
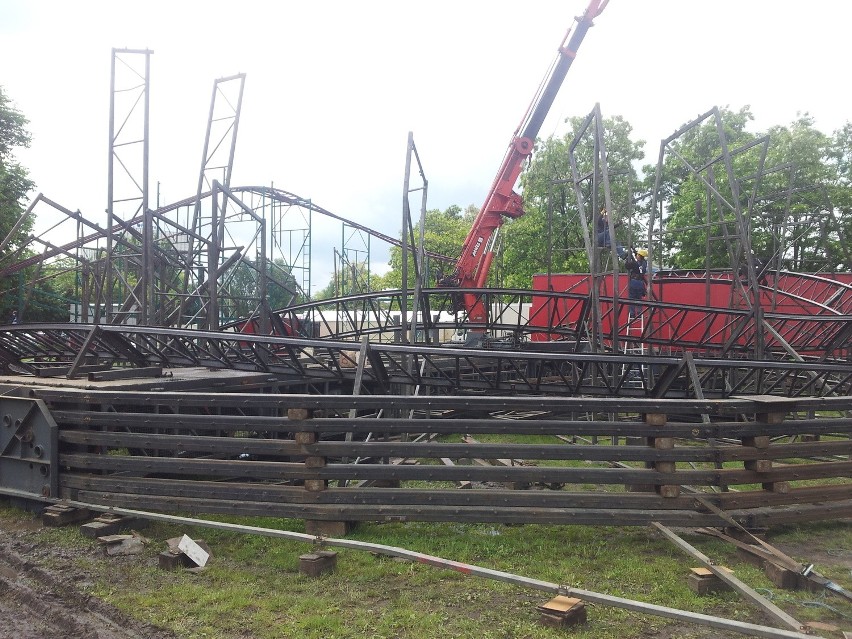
(0, 397), (58, 498)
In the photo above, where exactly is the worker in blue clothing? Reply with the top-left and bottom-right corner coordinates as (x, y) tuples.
(596, 209), (626, 258)
(624, 247), (648, 318)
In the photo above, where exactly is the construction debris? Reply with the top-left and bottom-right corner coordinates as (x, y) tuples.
(158, 535), (212, 571)
(698, 527), (852, 601)
(652, 522), (806, 634)
(97, 532), (148, 556)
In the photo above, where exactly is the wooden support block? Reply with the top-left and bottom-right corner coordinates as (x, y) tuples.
(644, 413), (667, 426)
(79, 514), (141, 538)
(294, 431), (316, 444)
(687, 567), (732, 595)
(657, 484), (681, 498)
(764, 561), (800, 590)
(736, 546), (766, 568)
(305, 520), (353, 537)
(159, 537), (212, 570)
(158, 551), (190, 570)
(744, 459), (772, 473)
(654, 458), (679, 498)
(762, 481), (789, 493)
(757, 411), (785, 425)
(299, 550), (338, 577)
(537, 596), (587, 628)
(303, 479), (327, 492)
(742, 435), (770, 448)
(304, 456), (326, 469)
(652, 437), (674, 450)
(42, 505), (92, 527)
(288, 408), (312, 421)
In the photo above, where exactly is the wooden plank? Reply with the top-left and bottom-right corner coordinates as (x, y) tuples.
(75, 491), (734, 526)
(652, 522), (805, 633)
(50, 409), (852, 439)
(57, 452), (852, 486)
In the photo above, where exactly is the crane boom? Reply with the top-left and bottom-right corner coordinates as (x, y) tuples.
(441, 0), (608, 325)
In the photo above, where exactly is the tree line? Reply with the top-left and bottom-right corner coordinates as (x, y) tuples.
(368, 107), (852, 294)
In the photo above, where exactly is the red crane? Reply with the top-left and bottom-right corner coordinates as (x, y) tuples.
(440, 0), (609, 331)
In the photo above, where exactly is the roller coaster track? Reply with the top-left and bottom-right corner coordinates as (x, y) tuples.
(2, 320), (852, 398)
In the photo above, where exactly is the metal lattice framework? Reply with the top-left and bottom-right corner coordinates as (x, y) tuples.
(1, 50), (851, 535)
(2, 320), (852, 398)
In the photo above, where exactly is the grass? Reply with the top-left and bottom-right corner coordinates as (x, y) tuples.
(2, 502), (850, 639)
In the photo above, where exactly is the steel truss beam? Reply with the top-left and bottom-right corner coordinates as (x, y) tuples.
(2, 322), (852, 398)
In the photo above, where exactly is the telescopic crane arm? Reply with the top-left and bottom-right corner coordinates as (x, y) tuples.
(442, 0), (608, 323)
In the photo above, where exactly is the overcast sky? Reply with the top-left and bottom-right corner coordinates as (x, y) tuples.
(2, 0), (850, 291)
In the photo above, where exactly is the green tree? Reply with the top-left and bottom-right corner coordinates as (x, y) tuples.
(660, 109), (847, 273)
(0, 86), (36, 321)
(760, 114), (835, 271)
(380, 205), (473, 290)
(217, 257), (302, 319)
(314, 260), (377, 300)
(826, 122), (852, 268)
(0, 87), (35, 251)
(658, 106), (757, 269)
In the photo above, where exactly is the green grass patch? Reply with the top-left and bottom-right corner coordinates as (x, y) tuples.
(2, 502), (849, 638)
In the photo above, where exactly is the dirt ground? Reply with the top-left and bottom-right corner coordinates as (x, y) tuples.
(0, 513), (177, 639)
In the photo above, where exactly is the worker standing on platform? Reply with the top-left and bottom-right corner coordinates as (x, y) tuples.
(625, 248), (648, 318)
(596, 209), (626, 258)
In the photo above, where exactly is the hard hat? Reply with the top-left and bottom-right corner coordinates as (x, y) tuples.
(636, 248), (648, 258)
